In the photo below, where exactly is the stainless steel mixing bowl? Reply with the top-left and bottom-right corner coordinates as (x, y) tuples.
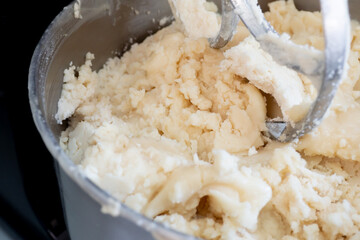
(28, 0), (360, 239)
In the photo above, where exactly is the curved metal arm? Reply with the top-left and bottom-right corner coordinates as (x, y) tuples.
(209, 0), (350, 142)
(209, 0), (239, 48)
(266, 0), (350, 141)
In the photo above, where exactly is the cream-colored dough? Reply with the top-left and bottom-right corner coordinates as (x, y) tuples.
(169, 0), (220, 39)
(56, 0), (360, 239)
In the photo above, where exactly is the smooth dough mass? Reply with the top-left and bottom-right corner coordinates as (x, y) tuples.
(56, 1), (360, 239)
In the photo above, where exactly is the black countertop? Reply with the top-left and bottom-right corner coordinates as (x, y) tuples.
(1, 1), (73, 239)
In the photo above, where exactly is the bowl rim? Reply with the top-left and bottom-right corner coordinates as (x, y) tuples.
(28, 1), (199, 239)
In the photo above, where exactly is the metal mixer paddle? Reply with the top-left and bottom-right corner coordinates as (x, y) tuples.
(210, 0), (350, 142)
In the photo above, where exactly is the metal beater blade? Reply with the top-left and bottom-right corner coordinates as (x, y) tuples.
(210, 0), (350, 142)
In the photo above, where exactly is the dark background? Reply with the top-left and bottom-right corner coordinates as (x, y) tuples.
(1, 1), (72, 239)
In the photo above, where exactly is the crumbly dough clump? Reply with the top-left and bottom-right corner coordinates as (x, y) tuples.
(57, 1), (360, 239)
